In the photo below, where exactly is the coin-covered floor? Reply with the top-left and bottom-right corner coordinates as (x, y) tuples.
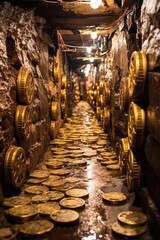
(0, 101), (153, 240)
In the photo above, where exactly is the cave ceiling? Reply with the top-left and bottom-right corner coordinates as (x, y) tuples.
(9, 0), (135, 70)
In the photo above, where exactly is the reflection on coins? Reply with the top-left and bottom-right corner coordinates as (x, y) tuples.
(112, 221), (147, 237)
(60, 197), (85, 209)
(118, 211), (147, 226)
(50, 209), (79, 226)
(31, 195), (49, 203)
(19, 219), (54, 235)
(102, 192), (127, 204)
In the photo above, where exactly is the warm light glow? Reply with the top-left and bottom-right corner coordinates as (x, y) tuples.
(90, 0), (101, 9)
(91, 32), (97, 40)
(87, 47), (92, 53)
(90, 57), (94, 63)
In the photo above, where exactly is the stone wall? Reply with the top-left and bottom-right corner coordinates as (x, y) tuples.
(0, 2), (59, 197)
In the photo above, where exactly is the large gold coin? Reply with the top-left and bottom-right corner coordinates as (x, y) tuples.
(118, 211), (147, 226)
(3, 196), (31, 208)
(66, 188), (89, 198)
(46, 191), (65, 201)
(112, 221), (147, 237)
(45, 161), (63, 169)
(30, 170), (49, 179)
(106, 164), (120, 170)
(25, 185), (49, 195)
(60, 197), (85, 209)
(49, 169), (71, 176)
(50, 209), (79, 226)
(64, 177), (80, 183)
(37, 202), (60, 215)
(31, 195), (49, 203)
(42, 179), (65, 187)
(4, 145), (26, 190)
(0, 227), (17, 240)
(19, 219), (54, 235)
(102, 192), (127, 204)
(6, 205), (38, 222)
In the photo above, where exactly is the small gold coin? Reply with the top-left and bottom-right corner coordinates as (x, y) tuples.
(66, 188), (89, 198)
(97, 156), (104, 161)
(25, 185), (49, 195)
(19, 219), (54, 235)
(101, 152), (113, 157)
(49, 169), (71, 176)
(102, 192), (127, 204)
(50, 209), (79, 226)
(54, 150), (69, 155)
(45, 162), (63, 169)
(0, 227), (17, 239)
(67, 146), (80, 150)
(69, 154), (83, 158)
(3, 196), (31, 208)
(42, 179), (65, 187)
(97, 148), (106, 154)
(64, 177), (81, 183)
(96, 140), (108, 146)
(91, 145), (104, 149)
(83, 152), (97, 157)
(51, 140), (67, 145)
(37, 202), (61, 215)
(101, 160), (118, 166)
(51, 183), (75, 192)
(47, 175), (61, 181)
(60, 197), (85, 209)
(46, 191), (65, 201)
(27, 178), (46, 184)
(31, 195), (49, 203)
(106, 164), (120, 170)
(29, 170), (49, 179)
(6, 205), (38, 222)
(112, 221), (147, 237)
(118, 211), (147, 226)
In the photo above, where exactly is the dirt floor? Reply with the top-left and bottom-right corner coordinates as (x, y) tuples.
(0, 101), (154, 240)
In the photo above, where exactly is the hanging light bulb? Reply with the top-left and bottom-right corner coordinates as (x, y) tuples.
(90, 0), (101, 9)
(91, 32), (97, 40)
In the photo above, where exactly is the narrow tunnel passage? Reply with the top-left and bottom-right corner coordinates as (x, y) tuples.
(0, 101), (152, 240)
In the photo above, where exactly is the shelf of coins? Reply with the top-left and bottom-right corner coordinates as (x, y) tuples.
(4, 145), (26, 190)
(119, 77), (130, 113)
(15, 105), (31, 140)
(128, 51), (147, 100)
(51, 101), (58, 121)
(102, 107), (111, 134)
(126, 149), (141, 192)
(17, 66), (34, 104)
(128, 101), (146, 148)
(118, 137), (130, 175)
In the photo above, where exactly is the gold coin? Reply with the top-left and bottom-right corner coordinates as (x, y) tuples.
(101, 160), (118, 166)
(112, 221), (147, 237)
(19, 219), (54, 235)
(50, 209), (79, 226)
(47, 175), (61, 181)
(51, 183), (75, 192)
(45, 162), (63, 169)
(30, 170), (49, 179)
(69, 154), (83, 158)
(102, 192), (127, 204)
(60, 197), (85, 209)
(31, 195), (49, 203)
(107, 164), (120, 170)
(67, 146), (80, 150)
(46, 191), (65, 201)
(42, 179), (65, 187)
(6, 205), (38, 222)
(96, 140), (108, 146)
(37, 202), (61, 215)
(3, 196), (31, 208)
(83, 152), (97, 157)
(49, 169), (71, 176)
(0, 227), (17, 239)
(51, 140), (67, 145)
(118, 211), (147, 226)
(91, 145), (104, 149)
(101, 152), (113, 157)
(27, 178), (46, 184)
(64, 177), (81, 183)
(66, 188), (89, 198)
(69, 150), (84, 154)
(97, 156), (104, 161)
(97, 148), (106, 154)
(25, 185), (49, 195)
(54, 150), (69, 155)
